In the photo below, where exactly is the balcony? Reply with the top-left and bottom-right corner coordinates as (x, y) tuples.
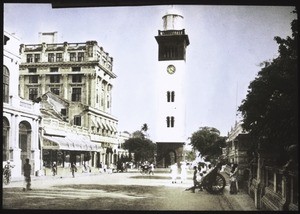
(158, 29), (186, 36)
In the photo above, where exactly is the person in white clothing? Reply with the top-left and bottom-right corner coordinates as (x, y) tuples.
(170, 163), (178, 184)
(180, 162), (187, 183)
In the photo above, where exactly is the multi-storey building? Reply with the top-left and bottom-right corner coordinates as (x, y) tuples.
(18, 32), (119, 172)
(3, 31), (41, 177)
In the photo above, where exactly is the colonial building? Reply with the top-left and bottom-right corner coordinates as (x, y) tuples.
(226, 120), (251, 165)
(155, 7), (190, 168)
(18, 32), (119, 172)
(3, 31), (41, 177)
(226, 121), (253, 175)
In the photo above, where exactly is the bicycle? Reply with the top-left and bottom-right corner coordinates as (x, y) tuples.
(3, 169), (11, 185)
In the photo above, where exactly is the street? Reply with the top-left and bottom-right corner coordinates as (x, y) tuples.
(2, 170), (257, 211)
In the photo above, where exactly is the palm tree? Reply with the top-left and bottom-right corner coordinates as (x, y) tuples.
(141, 123), (149, 138)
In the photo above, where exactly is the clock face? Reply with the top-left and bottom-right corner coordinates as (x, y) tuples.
(167, 65), (176, 74)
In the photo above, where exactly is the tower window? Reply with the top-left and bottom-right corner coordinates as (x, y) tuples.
(167, 91), (175, 102)
(166, 116), (170, 127)
(166, 116), (175, 128)
(171, 116), (175, 127)
(159, 45), (184, 61)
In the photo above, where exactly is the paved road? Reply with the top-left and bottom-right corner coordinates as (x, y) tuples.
(2, 170), (257, 211)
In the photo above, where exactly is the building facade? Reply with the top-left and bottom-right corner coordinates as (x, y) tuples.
(155, 8), (190, 168)
(18, 32), (119, 172)
(3, 31), (41, 177)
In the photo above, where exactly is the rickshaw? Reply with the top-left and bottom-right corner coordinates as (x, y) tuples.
(198, 162), (226, 194)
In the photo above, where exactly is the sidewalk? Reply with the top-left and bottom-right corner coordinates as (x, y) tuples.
(221, 171), (258, 211)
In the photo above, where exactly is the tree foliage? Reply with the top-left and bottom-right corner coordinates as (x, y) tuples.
(189, 127), (226, 162)
(122, 124), (156, 163)
(238, 9), (298, 157)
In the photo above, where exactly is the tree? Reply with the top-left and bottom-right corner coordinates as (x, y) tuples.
(122, 130), (157, 163)
(189, 127), (226, 162)
(238, 10), (298, 164)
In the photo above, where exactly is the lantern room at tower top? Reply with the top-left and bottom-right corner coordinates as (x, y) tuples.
(163, 7), (184, 30)
(155, 7), (190, 62)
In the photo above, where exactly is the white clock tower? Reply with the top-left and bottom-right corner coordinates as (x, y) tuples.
(155, 7), (189, 168)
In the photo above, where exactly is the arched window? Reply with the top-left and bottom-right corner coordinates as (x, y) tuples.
(167, 91), (175, 102)
(170, 116), (175, 127)
(171, 91), (175, 102)
(167, 91), (170, 102)
(166, 116), (175, 128)
(3, 66), (9, 103)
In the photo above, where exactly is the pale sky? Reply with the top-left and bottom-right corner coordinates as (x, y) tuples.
(4, 4), (296, 141)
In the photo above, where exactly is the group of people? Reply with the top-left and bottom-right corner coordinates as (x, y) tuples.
(184, 161), (213, 192)
(184, 161), (239, 194)
(3, 159), (31, 191)
(170, 161), (188, 184)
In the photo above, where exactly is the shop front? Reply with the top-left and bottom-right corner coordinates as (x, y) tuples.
(42, 132), (102, 176)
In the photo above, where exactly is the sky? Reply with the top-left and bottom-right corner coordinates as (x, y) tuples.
(3, 3), (296, 141)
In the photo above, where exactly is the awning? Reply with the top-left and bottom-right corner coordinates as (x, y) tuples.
(111, 123), (117, 132)
(43, 133), (101, 151)
(104, 120), (113, 131)
(91, 117), (97, 128)
(96, 118), (105, 129)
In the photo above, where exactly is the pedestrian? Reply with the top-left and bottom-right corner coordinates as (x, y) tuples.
(185, 165), (199, 193)
(99, 162), (103, 173)
(170, 163), (178, 184)
(70, 162), (77, 178)
(23, 158), (32, 191)
(229, 163), (239, 194)
(149, 163), (154, 175)
(180, 162), (187, 183)
(52, 162), (57, 176)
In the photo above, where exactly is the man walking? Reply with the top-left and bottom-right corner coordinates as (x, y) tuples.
(70, 162), (77, 178)
(23, 158), (32, 191)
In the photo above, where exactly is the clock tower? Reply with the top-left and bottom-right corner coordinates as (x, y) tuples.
(155, 7), (190, 168)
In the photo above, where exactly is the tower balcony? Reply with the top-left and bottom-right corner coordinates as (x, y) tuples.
(158, 29), (186, 36)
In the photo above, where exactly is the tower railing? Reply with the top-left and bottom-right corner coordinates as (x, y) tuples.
(158, 29), (186, 36)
